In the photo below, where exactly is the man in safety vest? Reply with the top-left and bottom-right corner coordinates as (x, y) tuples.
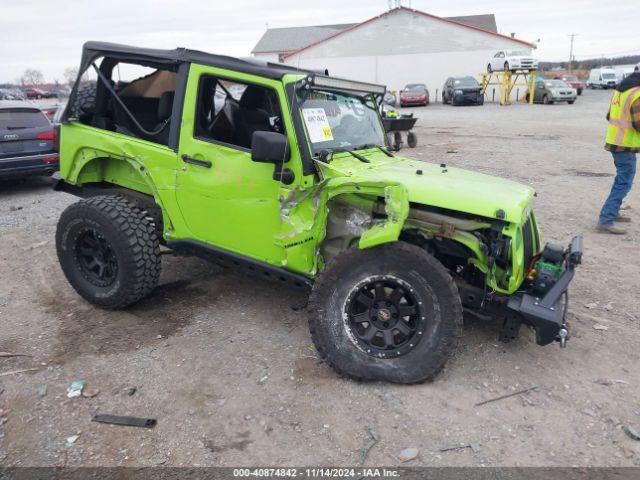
(597, 71), (640, 234)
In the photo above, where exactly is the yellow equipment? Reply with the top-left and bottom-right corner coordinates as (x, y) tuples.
(480, 70), (538, 106)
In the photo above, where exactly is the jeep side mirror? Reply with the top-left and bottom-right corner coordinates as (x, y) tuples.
(251, 131), (290, 164)
(250, 131), (294, 185)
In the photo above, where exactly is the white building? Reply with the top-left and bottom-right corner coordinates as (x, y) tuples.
(252, 6), (535, 100)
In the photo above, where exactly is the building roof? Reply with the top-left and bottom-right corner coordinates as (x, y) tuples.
(445, 14), (497, 33)
(252, 11), (500, 54)
(252, 24), (356, 54)
(282, 7), (534, 60)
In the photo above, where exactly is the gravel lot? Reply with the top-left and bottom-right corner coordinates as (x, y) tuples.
(1, 90), (639, 467)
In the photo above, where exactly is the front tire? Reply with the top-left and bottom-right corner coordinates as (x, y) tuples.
(487, 64), (492, 73)
(56, 195), (161, 309)
(504, 61), (510, 71)
(308, 242), (462, 384)
(543, 94), (551, 105)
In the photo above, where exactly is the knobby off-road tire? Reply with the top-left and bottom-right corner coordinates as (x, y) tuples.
(308, 242), (463, 384)
(56, 195), (161, 309)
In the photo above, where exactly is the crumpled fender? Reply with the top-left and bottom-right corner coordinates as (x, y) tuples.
(59, 123), (175, 232)
(277, 176), (409, 275)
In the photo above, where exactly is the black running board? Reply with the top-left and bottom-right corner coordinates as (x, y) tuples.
(167, 239), (313, 290)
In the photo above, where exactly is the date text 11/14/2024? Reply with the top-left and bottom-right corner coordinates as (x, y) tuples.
(232, 468), (400, 478)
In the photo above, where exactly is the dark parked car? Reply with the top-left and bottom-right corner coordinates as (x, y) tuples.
(0, 107), (59, 178)
(442, 76), (484, 105)
(399, 83), (429, 107)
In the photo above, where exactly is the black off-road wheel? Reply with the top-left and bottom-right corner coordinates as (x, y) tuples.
(308, 242), (463, 384)
(56, 195), (161, 309)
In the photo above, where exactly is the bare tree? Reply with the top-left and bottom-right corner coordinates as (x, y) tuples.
(63, 66), (79, 86)
(20, 68), (45, 86)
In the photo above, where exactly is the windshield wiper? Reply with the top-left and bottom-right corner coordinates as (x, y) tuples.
(318, 148), (370, 164)
(355, 143), (394, 157)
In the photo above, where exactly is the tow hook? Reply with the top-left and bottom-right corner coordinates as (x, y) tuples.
(557, 327), (569, 348)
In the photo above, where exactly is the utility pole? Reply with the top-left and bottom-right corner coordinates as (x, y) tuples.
(568, 33), (578, 72)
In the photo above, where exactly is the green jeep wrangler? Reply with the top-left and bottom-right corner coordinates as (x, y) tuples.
(54, 42), (582, 383)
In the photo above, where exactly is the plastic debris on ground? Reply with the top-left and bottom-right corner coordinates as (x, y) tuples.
(67, 380), (85, 398)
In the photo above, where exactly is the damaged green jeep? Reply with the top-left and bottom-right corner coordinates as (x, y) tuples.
(54, 42), (582, 383)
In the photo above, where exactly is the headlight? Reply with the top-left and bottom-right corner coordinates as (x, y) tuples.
(454, 89), (463, 95)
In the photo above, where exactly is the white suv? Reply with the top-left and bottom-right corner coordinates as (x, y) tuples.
(487, 50), (538, 73)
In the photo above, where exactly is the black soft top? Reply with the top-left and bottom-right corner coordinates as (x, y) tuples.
(81, 41), (312, 79)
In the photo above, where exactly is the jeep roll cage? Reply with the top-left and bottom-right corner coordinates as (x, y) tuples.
(63, 41), (388, 176)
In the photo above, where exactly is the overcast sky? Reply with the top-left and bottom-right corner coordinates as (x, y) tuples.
(1, 0), (638, 83)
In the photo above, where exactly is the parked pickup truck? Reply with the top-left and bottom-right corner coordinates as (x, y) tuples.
(53, 41), (582, 384)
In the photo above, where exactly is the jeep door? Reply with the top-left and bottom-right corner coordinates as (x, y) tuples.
(175, 64), (295, 264)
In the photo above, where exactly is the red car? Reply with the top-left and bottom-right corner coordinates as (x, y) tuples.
(400, 83), (430, 107)
(22, 88), (56, 99)
(557, 75), (585, 95)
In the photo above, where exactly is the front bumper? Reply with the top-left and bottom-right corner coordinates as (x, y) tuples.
(507, 236), (583, 346)
(453, 92), (483, 104)
(551, 95), (577, 102)
(400, 98), (428, 106)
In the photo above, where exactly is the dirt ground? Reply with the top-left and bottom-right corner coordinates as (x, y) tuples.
(1, 90), (640, 467)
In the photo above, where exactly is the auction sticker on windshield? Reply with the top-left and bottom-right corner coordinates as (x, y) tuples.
(302, 108), (334, 143)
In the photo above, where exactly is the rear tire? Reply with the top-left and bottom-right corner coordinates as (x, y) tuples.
(56, 195), (161, 309)
(568, 100), (575, 104)
(308, 242), (462, 384)
(504, 61), (510, 71)
(543, 94), (551, 105)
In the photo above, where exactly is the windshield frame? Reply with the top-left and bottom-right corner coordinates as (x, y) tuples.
(296, 83), (388, 157)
